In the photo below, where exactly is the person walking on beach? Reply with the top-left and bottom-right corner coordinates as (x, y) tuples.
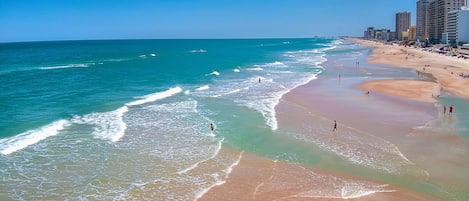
(449, 105), (453, 115)
(332, 120), (337, 132)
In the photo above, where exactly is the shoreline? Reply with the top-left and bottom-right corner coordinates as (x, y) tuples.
(199, 38), (467, 200)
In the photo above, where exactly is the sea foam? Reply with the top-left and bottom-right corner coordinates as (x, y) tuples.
(72, 106), (128, 142)
(40, 63), (91, 70)
(0, 120), (70, 155)
(126, 87), (183, 106)
(206, 71), (220, 76)
(196, 85), (210, 91)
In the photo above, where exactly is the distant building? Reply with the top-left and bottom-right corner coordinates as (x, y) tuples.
(364, 27), (375, 39)
(409, 26), (417, 41)
(396, 12), (411, 41)
(363, 27), (391, 41)
(402, 31), (410, 41)
(428, 0), (468, 43)
(448, 7), (469, 46)
(382, 29), (392, 41)
(390, 32), (397, 41)
(417, 0), (431, 41)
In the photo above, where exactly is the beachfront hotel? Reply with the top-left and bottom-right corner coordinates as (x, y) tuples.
(426, 0), (468, 43)
(396, 12), (412, 41)
(447, 7), (469, 46)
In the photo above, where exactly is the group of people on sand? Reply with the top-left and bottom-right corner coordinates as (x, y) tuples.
(459, 73), (469, 78)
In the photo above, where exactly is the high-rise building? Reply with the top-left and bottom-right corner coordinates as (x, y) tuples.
(427, 0), (467, 43)
(417, 0), (431, 41)
(364, 27), (375, 39)
(448, 7), (469, 46)
(409, 26), (417, 41)
(396, 12), (411, 41)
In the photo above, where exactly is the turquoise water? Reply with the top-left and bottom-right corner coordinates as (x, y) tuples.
(0, 39), (331, 200)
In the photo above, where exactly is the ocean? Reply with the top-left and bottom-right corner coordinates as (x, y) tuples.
(0, 38), (331, 200)
(1, 38), (468, 200)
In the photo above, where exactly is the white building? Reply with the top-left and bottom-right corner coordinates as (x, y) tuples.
(428, 0), (467, 43)
(448, 7), (469, 46)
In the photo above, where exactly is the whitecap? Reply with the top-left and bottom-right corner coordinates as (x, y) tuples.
(190, 49), (207, 53)
(206, 71), (220, 76)
(0, 120), (70, 155)
(196, 85), (210, 91)
(266, 61), (288, 68)
(211, 88), (245, 98)
(39, 63), (90, 70)
(246, 67), (263, 71)
(233, 69), (240, 73)
(126, 87), (183, 106)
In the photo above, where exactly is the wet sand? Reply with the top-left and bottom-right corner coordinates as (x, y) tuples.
(200, 151), (439, 201)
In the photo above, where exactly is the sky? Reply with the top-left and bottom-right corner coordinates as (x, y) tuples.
(0, 0), (416, 42)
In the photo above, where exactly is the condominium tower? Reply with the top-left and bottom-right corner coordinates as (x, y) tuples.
(416, 0), (431, 40)
(448, 7), (469, 45)
(396, 12), (412, 41)
(426, 0), (468, 43)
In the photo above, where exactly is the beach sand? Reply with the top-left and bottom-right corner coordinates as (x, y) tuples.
(199, 38), (469, 200)
(356, 79), (440, 103)
(350, 38), (469, 99)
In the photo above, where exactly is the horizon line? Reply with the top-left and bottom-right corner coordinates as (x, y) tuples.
(0, 36), (356, 44)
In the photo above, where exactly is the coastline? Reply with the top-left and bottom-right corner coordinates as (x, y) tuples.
(200, 38), (469, 200)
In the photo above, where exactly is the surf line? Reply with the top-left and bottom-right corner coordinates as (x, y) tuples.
(0, 120), (70, 155)
(83, 86), (184, 142)
(126, 86), (183, 107)
(0, 87), (185, 155)
(194, 151), (244, 200)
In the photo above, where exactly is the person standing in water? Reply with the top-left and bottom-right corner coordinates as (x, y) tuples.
(210, 123), (215, 131)
(332, 120), (337, 132)
(443, 105), (446, 115)
(449, 105), (454, 115)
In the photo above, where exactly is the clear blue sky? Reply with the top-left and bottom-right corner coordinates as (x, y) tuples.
(0, 0), (416, 42)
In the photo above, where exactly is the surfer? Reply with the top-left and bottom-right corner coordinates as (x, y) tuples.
(259, 77), (261, 83)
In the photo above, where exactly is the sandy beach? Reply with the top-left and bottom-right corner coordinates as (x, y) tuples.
(199, 38), (469, 200)
(356, 79), (440, 103)
(350, 38), (469, 99)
